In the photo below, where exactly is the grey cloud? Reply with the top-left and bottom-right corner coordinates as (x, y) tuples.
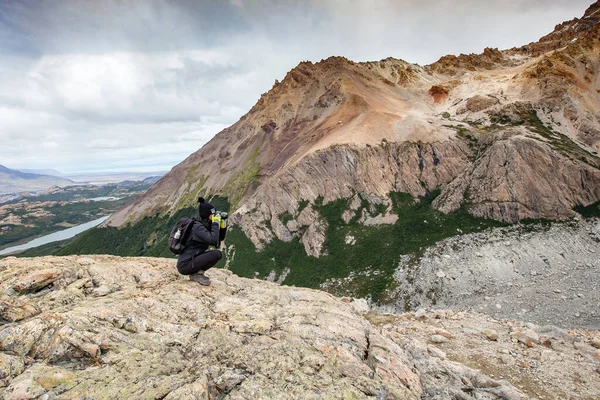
(2, 50), (250, 124)
(0, 0), (595, 173)
(174, 58), (245, 85)
(0, 0), (250, 55)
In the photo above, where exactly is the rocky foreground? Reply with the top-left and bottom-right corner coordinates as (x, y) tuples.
(1, 256), (599, 399)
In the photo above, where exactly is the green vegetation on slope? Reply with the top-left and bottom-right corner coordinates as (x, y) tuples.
(574, 200), (600, 218)
(225, 191), (506, 304)
(222, 140), (263, 208)
(48, 207), (195, 258)
(517, 107), (599, 166)
(447, 103), (600, 167)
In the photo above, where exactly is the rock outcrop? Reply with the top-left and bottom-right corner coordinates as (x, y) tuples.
(1, 256), (599, 399)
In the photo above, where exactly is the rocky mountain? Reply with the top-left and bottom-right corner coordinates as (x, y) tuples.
(48, 3), (600, 312)
(0, 165), (74, 196)
(107, 2), (600, 238)
(1, 255), (599, 399)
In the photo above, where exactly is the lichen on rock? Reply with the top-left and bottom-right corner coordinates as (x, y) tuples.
(0, 255), (550, 399)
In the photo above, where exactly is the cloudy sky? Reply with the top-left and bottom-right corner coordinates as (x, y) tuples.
(0, 0), (593, 174)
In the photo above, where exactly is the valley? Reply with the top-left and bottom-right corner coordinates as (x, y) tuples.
(0, 180), (159, 253)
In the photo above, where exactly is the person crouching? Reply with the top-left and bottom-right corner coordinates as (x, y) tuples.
(176, 197), (223, 286)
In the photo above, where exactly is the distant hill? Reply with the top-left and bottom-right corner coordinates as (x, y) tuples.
(0, 165), (75, 195)
(63, 171), (167, 185)
(15, 168), (66, 177)
(117, 176), (161, 186)
(142, 175), (162, 184)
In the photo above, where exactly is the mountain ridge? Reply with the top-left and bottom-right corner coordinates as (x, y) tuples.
(0, 165), (75, 195)
(14, 168), (65, 178)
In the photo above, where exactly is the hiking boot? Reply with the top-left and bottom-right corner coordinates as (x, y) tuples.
(189, 272), (211, 286)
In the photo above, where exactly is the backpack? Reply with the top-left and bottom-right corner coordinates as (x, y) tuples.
(168, 217), (197, 254)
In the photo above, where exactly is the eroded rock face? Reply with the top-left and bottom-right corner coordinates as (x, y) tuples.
(232, 140), (472, 253)
(0, 256), (530, 399)
(434, 132), (600, 222)
(465, 95), (500, 112)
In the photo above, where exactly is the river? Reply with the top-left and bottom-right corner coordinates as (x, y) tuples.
(0, 216), (109, 256)
(87, 197), (121, 201)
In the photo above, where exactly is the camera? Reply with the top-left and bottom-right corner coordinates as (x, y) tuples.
(215, 211), (228, 219)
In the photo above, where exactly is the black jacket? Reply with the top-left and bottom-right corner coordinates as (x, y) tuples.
(177, 219), (220, 265)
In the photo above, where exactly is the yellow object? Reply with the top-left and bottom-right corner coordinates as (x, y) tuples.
(220, 219), (226, 229)
(212, 215), (221, 225)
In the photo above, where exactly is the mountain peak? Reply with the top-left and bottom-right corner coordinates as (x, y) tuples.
(582, 0), (600, 20)
(518, 0), (600, 56)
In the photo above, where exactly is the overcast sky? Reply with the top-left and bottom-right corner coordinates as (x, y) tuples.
(0, 0), (593, 174)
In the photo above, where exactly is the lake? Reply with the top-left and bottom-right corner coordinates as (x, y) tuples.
(0, 216), (109, 256)
(87, 197), (121, 201)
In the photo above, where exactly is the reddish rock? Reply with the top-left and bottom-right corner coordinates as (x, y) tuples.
(0, 299), (40, 322)
(428, 85), (449, 103)
(11, 269), (61, 294)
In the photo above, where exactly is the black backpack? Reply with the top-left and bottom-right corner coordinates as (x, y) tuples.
(168, 217), (197, 254)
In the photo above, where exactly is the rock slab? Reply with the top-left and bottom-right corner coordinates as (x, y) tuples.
(0, 256), (530, 399)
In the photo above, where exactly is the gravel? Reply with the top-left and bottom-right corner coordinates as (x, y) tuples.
(382, 218), (600, 329)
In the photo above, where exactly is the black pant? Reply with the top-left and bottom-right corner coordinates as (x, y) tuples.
(177, 250), (222, 275)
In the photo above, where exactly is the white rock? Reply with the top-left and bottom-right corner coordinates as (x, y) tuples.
(350, 298), (370, 315)
(427, 345), (446, 360)
(430, 335), (449, 344)
(344, 235), (356, 245)
(415, 309), (427, 320)
(77, 257), (96, 266)
(483, 329), (499, 341)
(434, 328), (454, 339)
(286, 219), (299, 232)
